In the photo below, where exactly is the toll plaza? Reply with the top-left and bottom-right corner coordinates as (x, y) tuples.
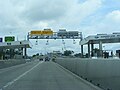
(0, 40), (31, 60)
(80, 33), (120, 58)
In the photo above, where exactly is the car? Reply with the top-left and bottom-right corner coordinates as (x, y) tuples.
(25, 59), (31, 62)
(45, 57), (50, 61)
(39, 58), (43, 61)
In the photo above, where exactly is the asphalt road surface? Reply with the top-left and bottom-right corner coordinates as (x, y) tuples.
(0, 60), (102, 90)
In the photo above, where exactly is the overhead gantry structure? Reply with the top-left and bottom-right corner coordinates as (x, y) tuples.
(27, 29), (83, 55)
(27, 29), (83, 40)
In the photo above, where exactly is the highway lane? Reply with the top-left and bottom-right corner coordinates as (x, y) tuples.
(0, 60), (40, 89)
(0, 60), (102, 90)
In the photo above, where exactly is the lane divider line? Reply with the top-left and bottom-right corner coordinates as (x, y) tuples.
(0, 61), (43, 90)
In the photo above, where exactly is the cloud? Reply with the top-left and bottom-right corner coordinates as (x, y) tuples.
(79, 10), (120, 36)
(18, 0), (103, 31)
(105, 10), (120, 27)
(54, 0), (103, 29)
(99, 10), (120, 33)
(20, 0), (70, 22)
(1, 0), (120, 55)
(0, 0), (28, 36)
(105, 10), (120, 23)
(0, 0), (103, 34)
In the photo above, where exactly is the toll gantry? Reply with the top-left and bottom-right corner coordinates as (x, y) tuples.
(27, 29), (83, 40)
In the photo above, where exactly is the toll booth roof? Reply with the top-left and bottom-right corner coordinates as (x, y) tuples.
(0, 40), (32, 49)
(80, 33), (120, 45)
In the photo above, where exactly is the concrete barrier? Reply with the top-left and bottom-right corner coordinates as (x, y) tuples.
(0, 59), (26, 69)
(56, 58), (120, 90)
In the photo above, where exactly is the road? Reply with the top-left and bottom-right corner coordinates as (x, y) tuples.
(0, 60), (102, 90)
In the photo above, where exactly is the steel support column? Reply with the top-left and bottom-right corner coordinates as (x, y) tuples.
(99, 41), (103, 57)
(88, 42), (90, 58)
(24, 46), (27, 59)
(81, 45), (83, 58)
(91, 43), (94, 57)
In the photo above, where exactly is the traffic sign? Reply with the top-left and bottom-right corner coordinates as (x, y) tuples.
(42, 30), (53, 35)
(5, 36), (15, 42)
(30, 30), (53, 35)
(28, 29), (82, 40)
(30, 31), (42, 35)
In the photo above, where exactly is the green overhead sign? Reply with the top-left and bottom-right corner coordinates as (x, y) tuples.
(5, 36), (15, 42)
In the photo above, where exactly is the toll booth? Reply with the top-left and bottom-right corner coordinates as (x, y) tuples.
(102, 50), (113, 58)
(116, 50), (120, 58)
(80, 33), (120, 58)
(0, 40), (31, 60)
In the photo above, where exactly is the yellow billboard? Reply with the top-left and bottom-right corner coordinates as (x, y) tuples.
(42, 30), (53, 35)
(30, 30), (53, 35)
(30, 31), (42, 35)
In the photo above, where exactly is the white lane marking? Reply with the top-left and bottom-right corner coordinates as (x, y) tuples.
(0, 61), (43, 90)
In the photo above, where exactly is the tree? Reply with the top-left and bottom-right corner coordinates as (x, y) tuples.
(32, 53), (39, 57)
(32, 55), (36, 57)
(63, 50), (74, 56)
(36, 53), (39, 56)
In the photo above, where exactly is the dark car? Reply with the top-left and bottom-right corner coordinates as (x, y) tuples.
(39, 58), (43, 61)
(45, 57), (50, 61)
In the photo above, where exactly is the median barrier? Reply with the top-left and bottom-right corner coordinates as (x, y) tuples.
(56, 58), (120, 90)
(0, 59), (26, 69)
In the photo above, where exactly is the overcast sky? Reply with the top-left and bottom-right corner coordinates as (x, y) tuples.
(0, 0), (120, 55)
